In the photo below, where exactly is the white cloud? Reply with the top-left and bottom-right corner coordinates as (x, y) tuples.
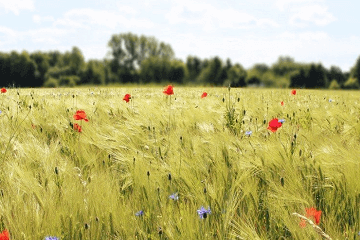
(290, 4), (336, 27)
(0, 0), (34, 15)
(275, 0), (324, 11)
(0, 25), (71, 46)
(54, 8), (154, 30)
(165, 0), (279, 31)
(33, 15), (54, 24)
(116, 4), (138, 15)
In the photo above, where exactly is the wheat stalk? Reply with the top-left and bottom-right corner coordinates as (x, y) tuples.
(292, 212), (332, 240)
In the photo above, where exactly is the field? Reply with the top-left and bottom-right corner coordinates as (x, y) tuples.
(0, 86), (360, 239)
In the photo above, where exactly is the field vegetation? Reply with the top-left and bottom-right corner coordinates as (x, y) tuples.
(0, 86), (359, 239)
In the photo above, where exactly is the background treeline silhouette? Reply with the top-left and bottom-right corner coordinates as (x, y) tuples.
(1, 32), (360, 89)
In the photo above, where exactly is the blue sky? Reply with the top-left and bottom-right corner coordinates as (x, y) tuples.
(0, 0), (359, 71)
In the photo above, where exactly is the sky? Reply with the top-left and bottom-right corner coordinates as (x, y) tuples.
(0, 0), (359, 72)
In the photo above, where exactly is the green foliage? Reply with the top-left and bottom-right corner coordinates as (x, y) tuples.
(351, 55), (360, 79)
(58, 75), (79, 87)
(43, 77), (59, 88)
(328, 79), (340, 89)
(81, 60), (106, 85)
(225, 64), (247, 87)
(197, 56), (225, 85)
(343, 77), (359, 89)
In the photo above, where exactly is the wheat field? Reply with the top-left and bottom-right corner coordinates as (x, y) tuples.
(0, 86), (359, 239)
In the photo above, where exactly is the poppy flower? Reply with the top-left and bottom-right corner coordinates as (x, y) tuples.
(1, 88), (6, 93)
(73, 110), (89, 122)
(0, 229), (9, 240)
(281, 101), (284, 106)
(201, 92), (207, 98)
(291, 89), (296, 95)
(123, 94), (131, 103)
(163, 85), (174, 95)
(300, 207), (322, 227)
(267, 118), (282, 132)
(73, 123), (82, 133)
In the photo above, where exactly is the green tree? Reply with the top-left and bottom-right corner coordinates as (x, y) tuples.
(9, 51), (37, 87)
(30, 51), (50, 87)
(306, 63), (327, 88)
(327, 66), (346, 87)
(108, 32), (174, 83)
(81, 60), (106, 85)
(197, 56), (224, 85)
(224, 64), (247, 87)
(185, 56), (202, 83)
(169, 59), (186, 84)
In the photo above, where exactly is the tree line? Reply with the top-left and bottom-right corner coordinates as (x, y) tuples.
(1, 32), (360, 89)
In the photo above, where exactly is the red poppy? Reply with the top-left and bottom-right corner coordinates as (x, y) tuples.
(163, 85), (174, 95)
(123, 94), (131, 103)
(267, 118), (282, 132)
(0, 229), (9, 240)
(1, 88), (6, 93)
(300, 207), (322, 227)
(73, 110), (89, 122)
(291, 89), (296, 95)
(73, 123), (82, 133)
(281, 101), (284, 106)
(201, 92), (207, 98)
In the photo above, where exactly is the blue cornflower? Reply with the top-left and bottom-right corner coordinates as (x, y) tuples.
(329, 99), (333, 102)
(278, 119), (285, 123)
(245, 131), (252, 136)
(0, 110), (2, 114)
(135, 210), (144, 216)
(44, 237), (60, 240)
(197, 206), (211, 219)
(169, 193), (179, 201)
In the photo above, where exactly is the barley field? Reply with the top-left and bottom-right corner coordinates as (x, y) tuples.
(0, 86), (359, 239)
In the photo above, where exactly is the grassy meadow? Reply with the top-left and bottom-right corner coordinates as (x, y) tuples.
(0, 86), (360, 239)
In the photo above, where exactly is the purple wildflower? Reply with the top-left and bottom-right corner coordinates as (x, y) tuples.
(169, 193), (179, 201)
(278, 119), (285, 123)
(135, 210), (144, 216)
(44, 237), (60, 240)
(245, 131), (252, 136)
(197, 206), (211, 219)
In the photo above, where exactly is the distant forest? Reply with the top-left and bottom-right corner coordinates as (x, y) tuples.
(1, 32), (360, 89)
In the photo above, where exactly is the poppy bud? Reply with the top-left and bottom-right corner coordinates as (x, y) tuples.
(133, 157), (136, 163)
(299, 149), (302, 156)
(87, 176), (91, 183)
(203, 187), (207, 194)
(263, 120), (266, 124)
(180, 136), (183, 141)
(72, 95), (75, 98)
(147, 171), (150, 177)
(237, 97), (240, 102)
(168, 173), (172, 181)
(243, 110), (246, 115)
(280, 177), (284, 186)
(222, 98), (225, 103)
(85, 223), (90, 230)
(108, 154), (111, 160)
(95, 217), (99, 222)
(236, 119), (238, 123)
(158, 227), (163, 235)
(55, 167), (59, 175)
